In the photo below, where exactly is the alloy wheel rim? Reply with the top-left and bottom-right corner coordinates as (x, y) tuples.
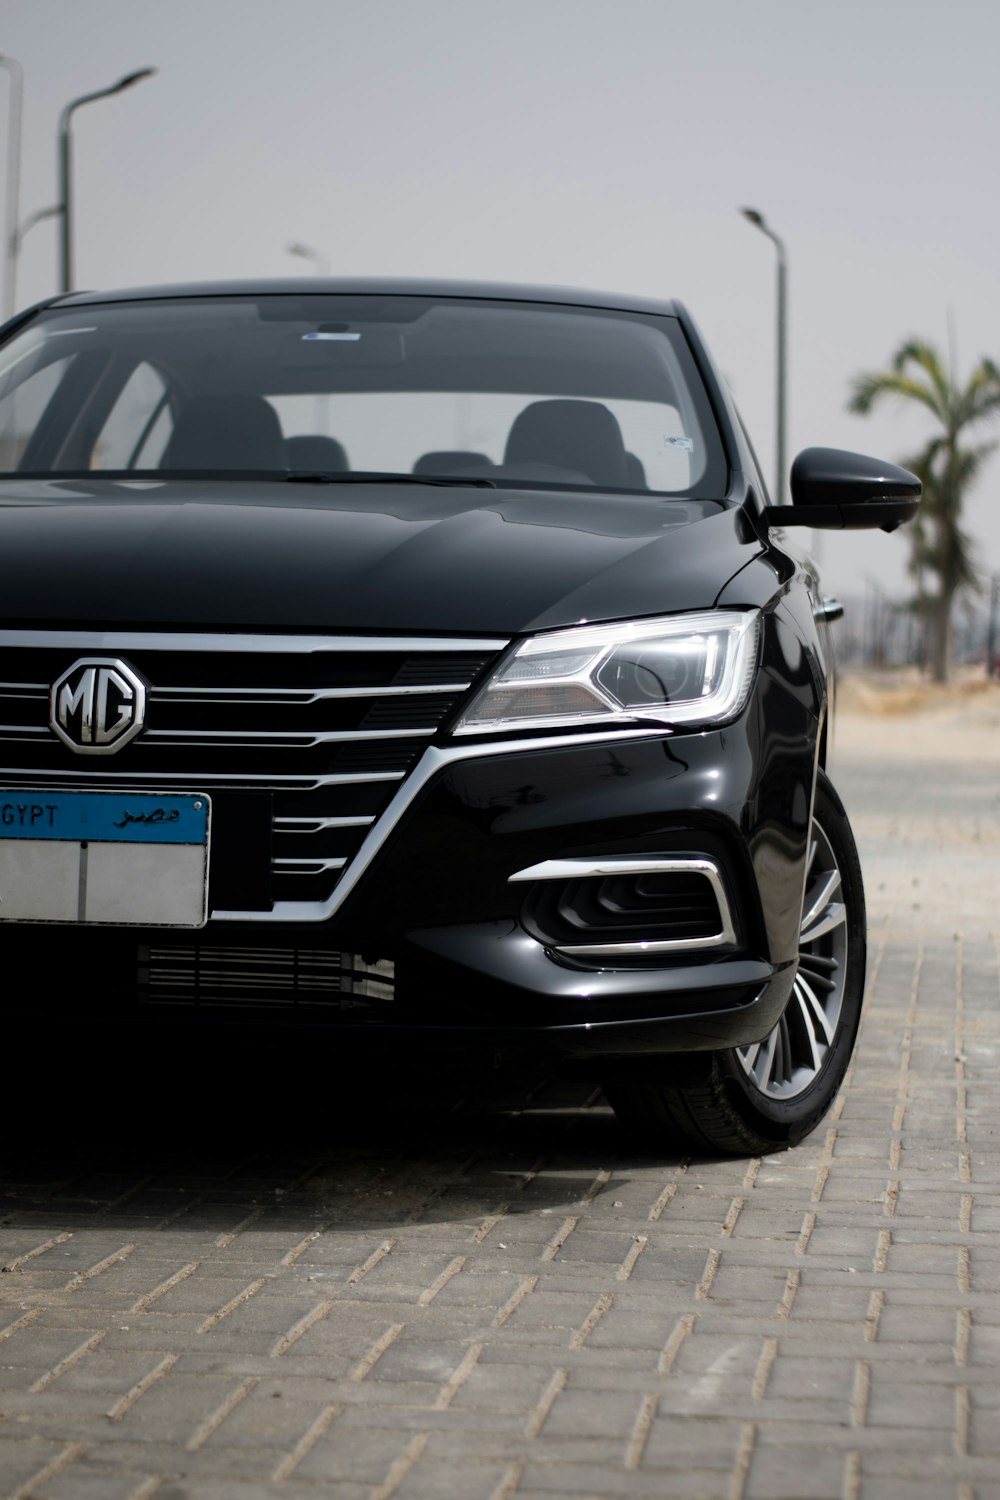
(736, 815), (848, 1100)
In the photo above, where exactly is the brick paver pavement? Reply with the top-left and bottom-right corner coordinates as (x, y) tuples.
(1, 686), (998, 1499)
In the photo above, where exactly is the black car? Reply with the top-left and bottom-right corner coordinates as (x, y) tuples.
(0, 279), (918, 1153)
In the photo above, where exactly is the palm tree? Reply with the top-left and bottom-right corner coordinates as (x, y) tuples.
(848, 340), (1000, 681)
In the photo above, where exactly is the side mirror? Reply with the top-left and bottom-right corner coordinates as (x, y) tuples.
(763, 448), (921, 533)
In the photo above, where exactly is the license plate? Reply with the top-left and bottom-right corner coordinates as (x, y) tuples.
(0, 791), (210, 927)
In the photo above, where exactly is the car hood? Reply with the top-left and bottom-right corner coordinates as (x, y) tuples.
(0, 479), (761, 635)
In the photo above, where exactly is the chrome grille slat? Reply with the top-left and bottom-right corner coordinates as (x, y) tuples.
(142, 727), (436, 743)
(2, 683), (473, 702)
(0, 730), (429, 753)
(154, 682), (475, 700)
(274, 816), (375, 830)
(0, 767), (405, 785)
(0, 630), (508, 653)
(273, 858), (348, 873)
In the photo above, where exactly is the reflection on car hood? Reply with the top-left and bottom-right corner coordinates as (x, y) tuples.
(0, 479), (761, 634)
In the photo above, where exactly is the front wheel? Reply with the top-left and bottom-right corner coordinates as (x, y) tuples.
(605, 769), (867, 1156)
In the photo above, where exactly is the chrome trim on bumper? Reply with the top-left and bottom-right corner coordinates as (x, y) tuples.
(213, 729), (667, 922)
(507, 854), (738, 956)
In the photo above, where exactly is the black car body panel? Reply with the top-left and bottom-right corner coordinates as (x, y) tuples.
(0, 480), (753, 635)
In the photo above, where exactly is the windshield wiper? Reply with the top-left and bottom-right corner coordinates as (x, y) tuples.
(286, 471), (496, 488)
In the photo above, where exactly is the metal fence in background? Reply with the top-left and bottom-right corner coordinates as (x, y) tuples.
(831, 580), (1000, 675)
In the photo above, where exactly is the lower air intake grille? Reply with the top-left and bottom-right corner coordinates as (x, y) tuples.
(138, 945), (395, 1007)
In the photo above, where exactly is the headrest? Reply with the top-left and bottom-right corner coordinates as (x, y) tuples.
(162, 394), (286, 470)
(504, 399), (629, 488)
(286, 434), (349, 472)
(413, 450), (490, 476)
(625, 451), (647, 488)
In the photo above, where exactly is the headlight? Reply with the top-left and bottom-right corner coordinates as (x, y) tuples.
(454, 610), (760, 735)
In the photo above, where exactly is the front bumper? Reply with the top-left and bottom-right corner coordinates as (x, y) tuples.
(5, 669), (819, 1065)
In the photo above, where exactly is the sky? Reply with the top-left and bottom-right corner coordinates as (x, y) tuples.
(3, 0), (999, 605)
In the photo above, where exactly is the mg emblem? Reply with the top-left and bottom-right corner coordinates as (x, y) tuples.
(50, 657), (147, 755)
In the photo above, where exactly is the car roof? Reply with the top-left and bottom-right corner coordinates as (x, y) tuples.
(50, 277), (685, 320)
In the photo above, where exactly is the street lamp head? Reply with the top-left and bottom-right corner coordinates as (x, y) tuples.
(740, 206), (786, 260)
(287, 242), (330, 276)
(112, 68), (157, 94)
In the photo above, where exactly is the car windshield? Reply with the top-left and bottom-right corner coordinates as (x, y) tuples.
(0, 293), (727, 496)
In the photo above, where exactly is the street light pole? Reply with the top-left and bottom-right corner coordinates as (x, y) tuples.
(987, 573), (999, 679)
(13, 204), (61, 258)
(287, 243), (332, 432)
(0, 52), (24, 321)
(57, 68), (157, 294)
(740, 207), (788, 506)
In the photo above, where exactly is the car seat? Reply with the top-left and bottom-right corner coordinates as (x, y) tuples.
(286, 434), (350, 471)
(412, 450), (492, 476)
(161, 394), (286, 470)
(503, 399), (630, 488)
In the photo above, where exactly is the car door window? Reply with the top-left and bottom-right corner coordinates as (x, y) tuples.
(0, 353), (75, 470)
(91, 362), (174, 470)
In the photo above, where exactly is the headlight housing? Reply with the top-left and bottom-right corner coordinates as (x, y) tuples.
(454, 610), (760, 735)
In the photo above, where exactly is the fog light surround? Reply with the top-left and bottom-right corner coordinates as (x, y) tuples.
(510, 855), (738, 957)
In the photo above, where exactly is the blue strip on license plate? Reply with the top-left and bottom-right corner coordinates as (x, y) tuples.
(0, 791), (209, 846)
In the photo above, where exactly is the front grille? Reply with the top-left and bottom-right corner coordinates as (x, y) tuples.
(0, 631), (505, 920)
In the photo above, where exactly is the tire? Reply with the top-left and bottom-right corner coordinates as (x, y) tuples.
(605, 769), (867, 1156)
